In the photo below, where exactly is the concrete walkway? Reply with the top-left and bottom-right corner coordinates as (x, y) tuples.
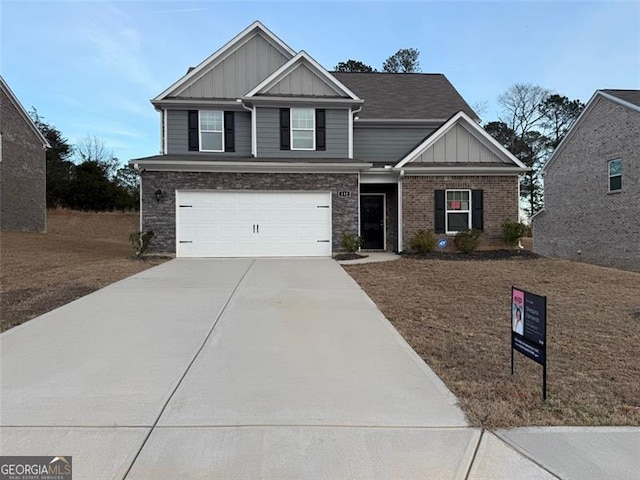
(1, 258), (637, 479)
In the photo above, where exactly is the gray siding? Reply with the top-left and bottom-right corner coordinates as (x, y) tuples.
(533, 96), (640, 272)
(412, 123), (509, 164)
(256, 107), (348, 158)
(177, 33), (289, 99)
(353, 127), (433, 163)
(265, 64), (345, 97)
(166, 110), (251, 156)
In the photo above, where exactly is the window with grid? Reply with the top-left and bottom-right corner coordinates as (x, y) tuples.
(291, 108), (315, 150)
(446, 190), (471, 233)
(608, 158), (622, 192)
(200, 110), (224, 152)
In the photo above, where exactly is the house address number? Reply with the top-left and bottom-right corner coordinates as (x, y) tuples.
(338, 191), (351, 198)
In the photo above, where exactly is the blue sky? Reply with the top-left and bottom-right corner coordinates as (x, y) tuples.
(3, 1), (639, 163)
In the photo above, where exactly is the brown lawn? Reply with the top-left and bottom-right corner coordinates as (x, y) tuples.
(345, 257), (640, 428)
(0, 210), (168, 333)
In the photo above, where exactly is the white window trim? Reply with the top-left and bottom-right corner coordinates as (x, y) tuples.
(290, 108), (315, 151)
(199, 110), (224, 153)
(608, 158), (622, 192)
(445, 189), (471, 234)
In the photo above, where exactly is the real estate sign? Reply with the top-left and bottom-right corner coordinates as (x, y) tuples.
(511, 287), (548, 399)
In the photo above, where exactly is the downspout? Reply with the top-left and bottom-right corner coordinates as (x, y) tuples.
(134, 163), (142, 232)
(349, 106), (362, 159)
(240, 100), (256, 157)
(398, 169), (404, 253)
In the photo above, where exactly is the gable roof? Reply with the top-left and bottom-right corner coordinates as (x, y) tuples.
(601, 89), (640, 109)
(0, 76), (50, 148)
(395, 111), (527, 171)
(153, 21), (295, 102)
(245, 51), (361, 100)
(332, 72), (479, 121)
(542, 89), (640, 173)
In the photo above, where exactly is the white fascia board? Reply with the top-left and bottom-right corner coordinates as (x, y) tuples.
(395, 111), (527, 169)
(241, 96), (363, 107)
(399, 166), (528, 175)
(153, 98), (248, 109)
(542, 90), (638, 174)
(134, 160), (372, 173)
(0, 76), (50, 148)
(153, 21), (295, 102)
(245, 51), (361, 100)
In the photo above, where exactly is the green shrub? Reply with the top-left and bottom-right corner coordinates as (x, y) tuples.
(340, 233), (362, 253)
(129, 230), (154, 258)
(502, 220), (529, 247)
(409, 229), (437, 253)
(454, 229), (482, 254)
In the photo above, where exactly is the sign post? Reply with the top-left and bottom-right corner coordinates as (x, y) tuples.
(511, 286), (548, 400)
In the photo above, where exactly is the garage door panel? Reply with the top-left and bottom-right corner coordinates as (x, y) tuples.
(176, 191), (332, 258)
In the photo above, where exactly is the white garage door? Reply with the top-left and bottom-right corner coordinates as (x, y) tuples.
(176, 191), (332, 257)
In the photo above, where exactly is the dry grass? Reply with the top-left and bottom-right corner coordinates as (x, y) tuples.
(345, 257), (640, 428)
(1, 209), (168, 332)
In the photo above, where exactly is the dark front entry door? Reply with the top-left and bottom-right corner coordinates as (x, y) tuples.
(360, 194), (385, 250)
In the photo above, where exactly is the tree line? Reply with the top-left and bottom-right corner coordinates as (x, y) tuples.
(30, 109), (139, 211)
(334, 50), (584, 217)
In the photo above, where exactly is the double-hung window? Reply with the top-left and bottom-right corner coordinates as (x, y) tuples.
(446, 190), (471, 233)
(291, 108), (315, 150)
(608, 158), (622, 192)
(200, 110), (224, 152)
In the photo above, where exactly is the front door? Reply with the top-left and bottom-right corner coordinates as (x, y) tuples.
(360, 194), (385, 250)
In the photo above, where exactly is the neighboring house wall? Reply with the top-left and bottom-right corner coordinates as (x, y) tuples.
(141, 171), (359, 252)
(256, 107), (349, 158)
(353, 126), (433, 162)
(402, 175), (519, 248)
(0, 88), (46, 232)
(166, 110), (252, 155)
(534, 96), (640, 271)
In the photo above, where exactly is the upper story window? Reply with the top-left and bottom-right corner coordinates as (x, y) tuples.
(446, 189), (471, 233)
(199, 110), (224, 152)
(291, 108), (315, 150)
(608, 158), (622, 192)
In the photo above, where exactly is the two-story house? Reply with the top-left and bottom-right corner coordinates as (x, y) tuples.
(533, 89), (640, 271)
(131, 21), (527, 257)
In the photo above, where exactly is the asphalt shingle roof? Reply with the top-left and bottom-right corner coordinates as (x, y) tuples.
(602, 89), (640, 108)
(332, 72), (478, 121)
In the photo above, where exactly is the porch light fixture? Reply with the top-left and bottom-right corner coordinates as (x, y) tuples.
(155, 189), (163, 202)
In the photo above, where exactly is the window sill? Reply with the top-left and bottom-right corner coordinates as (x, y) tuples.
(607, 190), (622, 195)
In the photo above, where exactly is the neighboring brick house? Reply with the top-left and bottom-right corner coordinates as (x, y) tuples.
(0, 76), (49, 232)
(533, 90), (640, 271)
(131, 21), (527, 257)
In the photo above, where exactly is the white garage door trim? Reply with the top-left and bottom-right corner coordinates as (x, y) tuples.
(176, 190), (332, 258)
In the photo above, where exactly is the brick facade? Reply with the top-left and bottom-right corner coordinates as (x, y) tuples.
(533, 96), (640, 271)
(0, 88), (46, 232)
(402, 175), (519, 249)
(140, 171), (359, 253)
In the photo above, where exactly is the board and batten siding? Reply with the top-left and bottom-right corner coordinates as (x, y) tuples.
(265, 64), (346, 97)
(353, 127), (434, 163)
(412, 123), (510, 164)
(166, 110), (251, 156)
(177, 33), (289, 99)
(256, 107), (349, 158)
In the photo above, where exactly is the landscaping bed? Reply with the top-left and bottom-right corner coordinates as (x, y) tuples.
(0, 209), (168, 333)
(344, 257), (640, 428)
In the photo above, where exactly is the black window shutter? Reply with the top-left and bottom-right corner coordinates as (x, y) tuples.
(472, 190), (484, 230)
(224, 111), (235, 152)
(280, 108), (290, 150)
(316, 109), (326, 151)
(188, 110), (199, 151)
(435, 190), (446, 234)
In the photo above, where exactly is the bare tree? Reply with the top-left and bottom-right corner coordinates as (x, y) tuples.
(498, 83), (550, 136)
(74, 135), (118, 178)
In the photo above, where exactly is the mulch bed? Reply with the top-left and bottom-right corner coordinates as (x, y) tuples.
(333, 253), (369, 261)
(403, 249), (540, 261)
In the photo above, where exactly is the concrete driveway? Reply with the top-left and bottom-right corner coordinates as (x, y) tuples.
(2, 258), (635, 479)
